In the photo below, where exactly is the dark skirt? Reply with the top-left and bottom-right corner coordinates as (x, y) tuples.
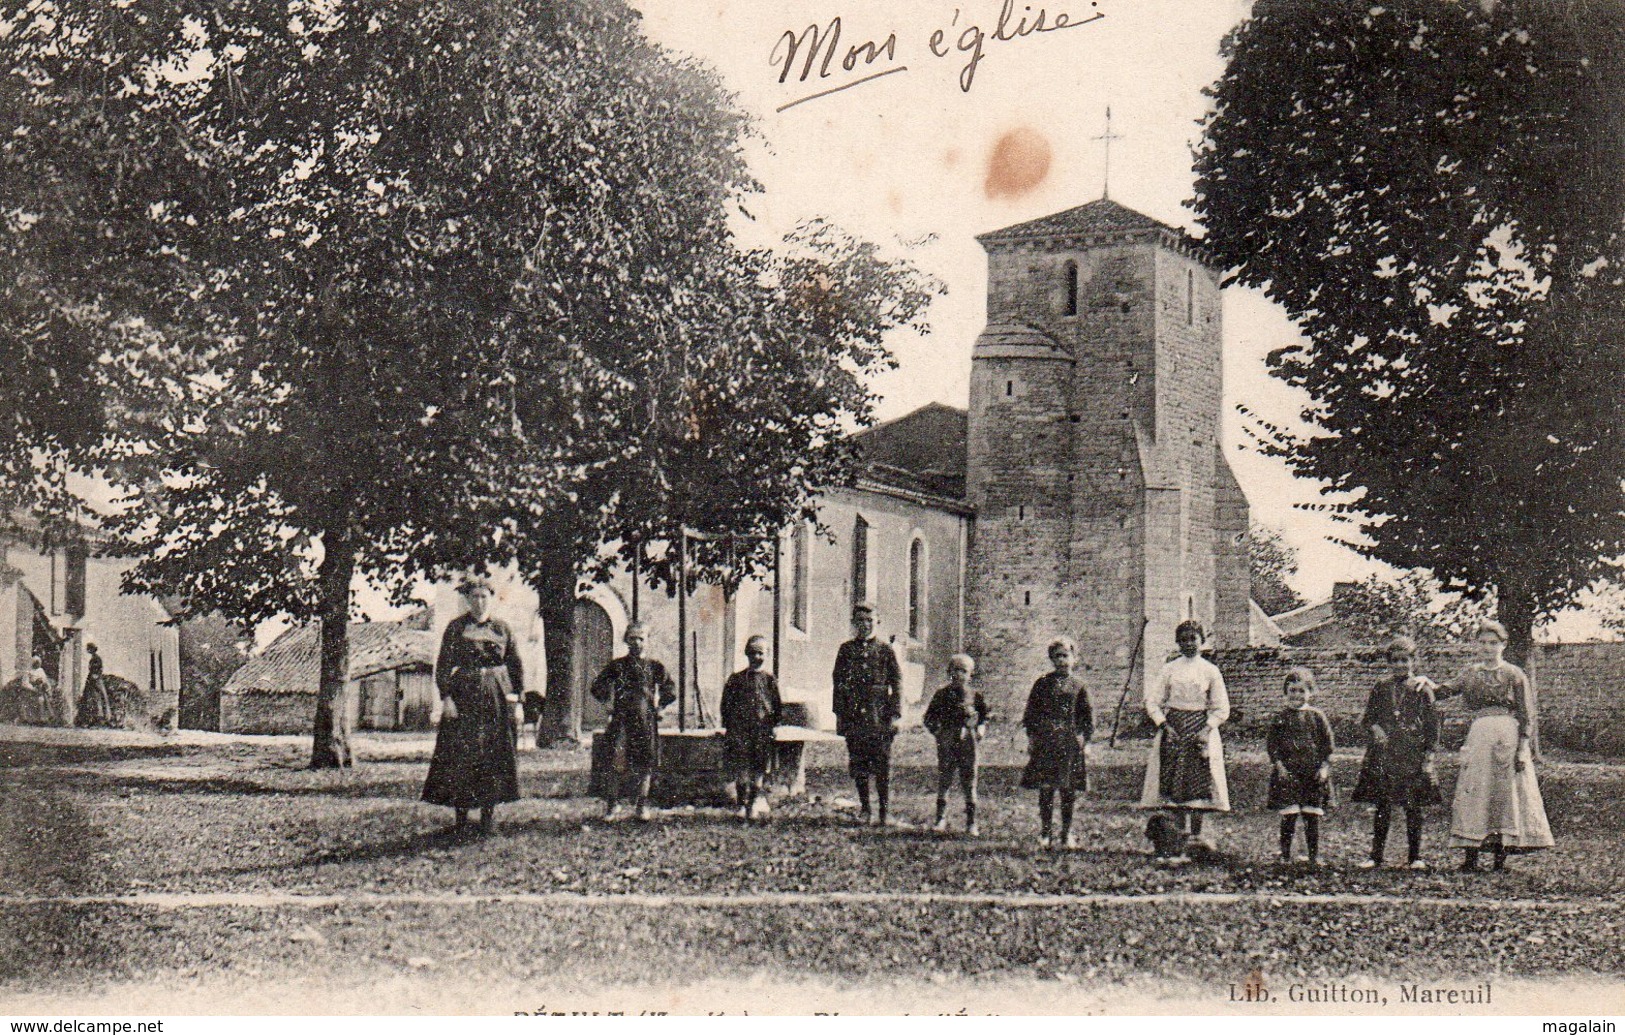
(1157, 708), (1216, 806)
(1267, 765), (1336, 812)
(421, 670), (520, 809)
(1352, 745), (1443, 808)
(724, 722), (777, 776)
(1020, 729), (1085, 791)
(845, 727), (895, 779)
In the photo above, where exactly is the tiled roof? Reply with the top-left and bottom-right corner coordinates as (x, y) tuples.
(977, 198), (1175, 243)
(853, 403), (968, 502)
(222, 611), (435, 696)
(1271, 598), (1336, 639)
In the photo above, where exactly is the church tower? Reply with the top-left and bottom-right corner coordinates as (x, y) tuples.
(965, 199), (1251, 715)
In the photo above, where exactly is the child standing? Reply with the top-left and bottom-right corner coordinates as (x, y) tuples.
(1020, 639), (1094, 850)
(1266, 667), (1335, 866)
(924, 654), (989, 836)
(1139, 621), (1231, 863)
(721, 635), (783, 822)
(1351, 636), (1442, 870)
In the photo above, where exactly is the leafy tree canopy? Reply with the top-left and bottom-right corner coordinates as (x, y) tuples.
(1194, 0), (1625, 659)
(1333, 568), (1496, 646)
(1250, 521), (1308, 616)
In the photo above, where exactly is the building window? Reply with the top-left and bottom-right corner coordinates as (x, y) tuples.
(65, 544), (87, 618)
(789, 522), (810, 633)
(1186, 268), (1195, 325)
(1005, 380), (1014, 397)
(1063, 260), (1079, 316)
(907, 537), (927, 640)
(851, 515), (870, 606)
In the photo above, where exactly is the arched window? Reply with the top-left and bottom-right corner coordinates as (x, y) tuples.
(1063, 260), (1079, 316)
(1186, 268), (1195, 325)
(908, 536), (927, 640)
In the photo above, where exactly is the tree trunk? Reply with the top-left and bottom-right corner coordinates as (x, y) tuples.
(535, 547), (583, 748)
(1498, 578), (1540, 759)
(310, 527), (357, 769)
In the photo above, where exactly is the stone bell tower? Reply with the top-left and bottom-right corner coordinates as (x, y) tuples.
(964, 198), (1251, 715)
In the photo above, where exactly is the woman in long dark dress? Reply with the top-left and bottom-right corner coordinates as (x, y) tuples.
(421, 579), (523, 836)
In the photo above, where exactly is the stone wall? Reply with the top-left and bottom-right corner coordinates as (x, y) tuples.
(1210, 643), (1625, 755)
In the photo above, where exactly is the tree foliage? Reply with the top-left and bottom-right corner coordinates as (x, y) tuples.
(1333, 569), (1496, 646)
(1, 0), (941, 755)
(1249, 522), (1307, 616)
(1193, 0), (1625, 662)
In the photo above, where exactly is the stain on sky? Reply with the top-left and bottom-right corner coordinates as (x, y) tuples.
(984, 127), (1051, 200)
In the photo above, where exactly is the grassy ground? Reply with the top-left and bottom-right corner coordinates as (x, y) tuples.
(0, 724), (1621, 1014)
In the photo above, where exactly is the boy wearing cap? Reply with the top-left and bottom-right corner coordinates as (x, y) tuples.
(590, 623), (676, 822)
(832, 602), (902, 826)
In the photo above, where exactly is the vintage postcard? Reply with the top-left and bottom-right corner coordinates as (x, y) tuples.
(0, 0), (1620, 1021)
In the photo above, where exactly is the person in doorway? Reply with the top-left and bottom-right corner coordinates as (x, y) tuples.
(421, 578), (523, 837)
(590, 623), (676, 823)
(1139, 621), (1231, 865)
(721, 635), (783, 823)
(832, 602), (902, 826)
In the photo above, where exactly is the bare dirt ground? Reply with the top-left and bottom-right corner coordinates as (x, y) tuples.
(1, 723), (1620, 1015)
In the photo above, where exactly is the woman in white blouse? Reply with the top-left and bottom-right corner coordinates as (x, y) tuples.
(1139, 620), (1231, 863)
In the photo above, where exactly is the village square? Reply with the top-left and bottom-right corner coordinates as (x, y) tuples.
(0, 0), (1622, 1019)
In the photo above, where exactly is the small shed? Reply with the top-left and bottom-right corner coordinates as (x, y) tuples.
(220, 611), (437, 735)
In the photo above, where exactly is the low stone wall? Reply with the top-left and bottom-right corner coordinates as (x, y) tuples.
(220, 690), (310, 735)
(1212, 642), (1625, 756)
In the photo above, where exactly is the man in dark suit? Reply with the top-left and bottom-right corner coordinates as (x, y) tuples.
(832, 602), (902, 826)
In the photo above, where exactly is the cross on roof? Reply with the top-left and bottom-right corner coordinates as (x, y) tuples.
(1093, 107), (1124, 200)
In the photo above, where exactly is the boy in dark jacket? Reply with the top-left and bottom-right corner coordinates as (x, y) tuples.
(924, 654), (989, 836)
(722, 635), (783, 822)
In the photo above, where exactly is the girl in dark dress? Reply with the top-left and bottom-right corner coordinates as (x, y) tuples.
(1266, 667), (1335, 866)
(1352, 636), (1443, 870)
(421, 579), (523, 836)
(1020, 638), (1093, 850)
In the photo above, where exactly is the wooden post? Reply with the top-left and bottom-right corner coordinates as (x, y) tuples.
(677, 530), (688, 733)
(772, 533), (783, 682)
(631, 544), (640, 623)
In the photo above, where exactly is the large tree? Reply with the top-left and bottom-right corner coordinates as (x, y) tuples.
(1333, 569), (1496, 646)
(524, 219), (941, 745)
(1249, 521), (1307, 616)
(1194, 0), (1625, 663)
(1, 0), (775, 765)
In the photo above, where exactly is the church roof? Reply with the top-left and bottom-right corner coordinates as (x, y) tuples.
(853, 402), (968, 503)
(979, 198), (1171, 242)
(977, 198), (1210, 263)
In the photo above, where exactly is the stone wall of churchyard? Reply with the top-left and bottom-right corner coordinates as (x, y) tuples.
(1209, 643), (1625, 756)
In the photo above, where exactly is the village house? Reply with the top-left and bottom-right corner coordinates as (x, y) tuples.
(218, 610), (440, 735)
(0, 513), (180, 727)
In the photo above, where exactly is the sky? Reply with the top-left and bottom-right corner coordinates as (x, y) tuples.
(631, 0), (1385, 606)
